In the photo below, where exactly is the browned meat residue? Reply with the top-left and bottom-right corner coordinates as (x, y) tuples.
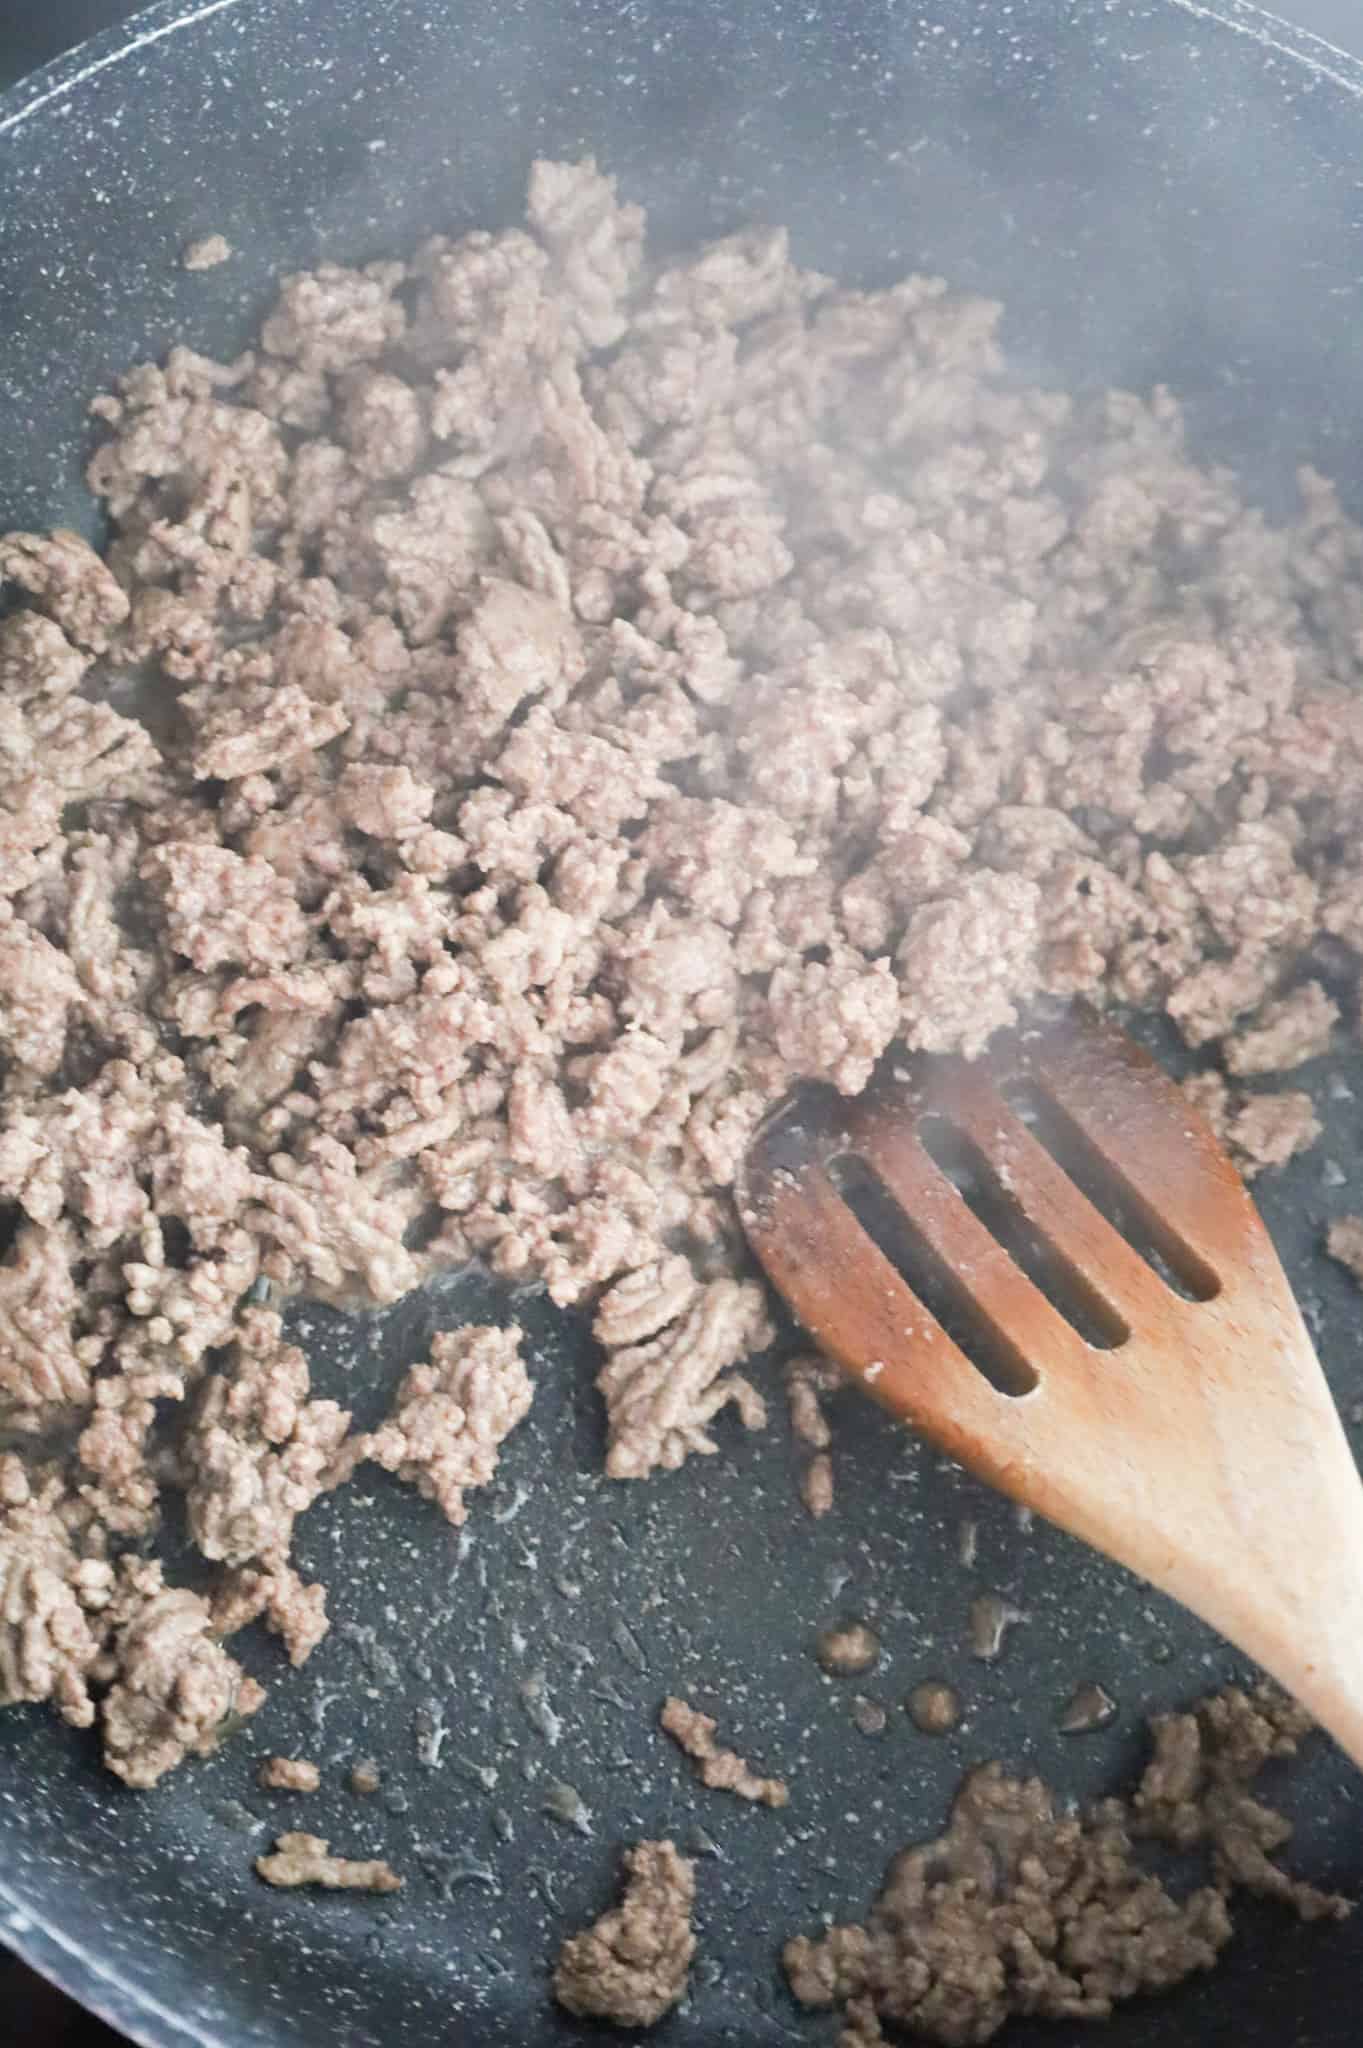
(659, 1694), (789, 1808)
(815, 1620), (882, 1677)
(553, 1838), (696, 2028)
(1326, 1216), (1363, 1286)
(785, 1686), (1349, 2047)
(255, 1831), (402, 1893)
(906, 1681), (963, 1737)
(258, 1755), (320, 1792)
(786, 1354), (840, 1516)
(182, 234), (233, 272)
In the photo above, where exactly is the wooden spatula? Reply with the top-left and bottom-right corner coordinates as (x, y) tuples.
(738, 1002), (1363, 1767)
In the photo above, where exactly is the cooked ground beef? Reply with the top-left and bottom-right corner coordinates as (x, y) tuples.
(787, 1353), (840, 1518)
(183, 235), (233, 273)
(659, 1693), (790, 1808)
(785, 1685), (1349, 2047)
(100, 1559), (265, 1790)
(816, 1621), (882, 1676)
(1, 156), (1359, 1793)
(1221, 979), (1338, 1076)
(801, 1453), (835, 1519)
(906, 1682), (963, 1737)
(0, 1457), (112, 1730)
(1326, 1215), (1363, 1285)
(183, 1307), (351, 1570)
(1131, 1685), (1348, 1920)
(258, 1754), (320, 1792)
(553, 1838), (696, 2028)
(344, 1321), (531, 1524)
(254, 1831), (402, 1893)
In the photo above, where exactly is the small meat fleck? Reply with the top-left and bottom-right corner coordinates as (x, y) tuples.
(255, 1832), (402, 1893)
(1326, 1216), (1363, 1287)
(182, 234), (233, 272)
(1059, 1682), (1118, 1735)
(815, 1620), (881, 1676)
(785, 1684), (1345, 2047)
(800, 1453), (834, 1519)
(786, 1357), (839, 1518)
(906, 1681), (963, 1736)
(659, 1694), (788, 1808)
(851, 1695), (888, 1738)
(258, 1755), (321, 1793)
(967, 1592), (1027, 1661)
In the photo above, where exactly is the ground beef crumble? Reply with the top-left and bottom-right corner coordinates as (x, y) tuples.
(182, 1307), (351, 1569)
(787, 1353), (840, 1517)
(0, 156), (1359, 1811)
(345, 1322), (531, 1524)
(182, 235), (233, 273)
(553, 1838), (697, 2028)
(258, 1754), (320, 1793)
(785, 1685), (1348, 2047)
(100, 1559), (265, 1789)
(1326, 1215), (1363, 1286)
(254, 1831), (402, 1893)
(660, 1693), (790, 1808)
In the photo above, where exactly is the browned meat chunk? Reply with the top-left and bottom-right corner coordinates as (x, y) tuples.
(255, 1831), (402, 1892)
(100, 1562), (265, 1789)
(553, 1839), (696, 2028)
(352, 1323), (531, 1524)
(258, 1754), (321, 1792)
(182, 1308), (351, 1568)
(0, 1461), (112, 1729)
(0, 529), (129, 651)
(659, 1693), (789, 1807)
(1326, 1216), (1363, 1286)
(785, 1685), (1344, 2046)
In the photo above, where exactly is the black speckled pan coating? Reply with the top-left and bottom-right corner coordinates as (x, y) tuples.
(4, 4), (1363, 2043)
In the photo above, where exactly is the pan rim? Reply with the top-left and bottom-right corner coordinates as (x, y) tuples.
(2, 2), (1363, 2045)
(0, 0), (249, 139)
(4, 0), (1363, 147)
(1169, 0), (1363, 96)
(1, 1867), (221, 2048)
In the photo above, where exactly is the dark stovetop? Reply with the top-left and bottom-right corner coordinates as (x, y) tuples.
(6, 1961), (126, 2046)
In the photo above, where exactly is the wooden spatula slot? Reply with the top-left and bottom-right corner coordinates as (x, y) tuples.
(741, 1003), (1363, 1768)
(999, 1074), (1220, 1305)
(915, 1111), (1130, 1352)
(828, 1150), (1040, 1399)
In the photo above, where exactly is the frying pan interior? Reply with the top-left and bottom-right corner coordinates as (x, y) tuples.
(4, 3), (1363, 2044)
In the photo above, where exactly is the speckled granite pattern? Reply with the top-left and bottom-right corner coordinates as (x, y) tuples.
(4, 5), (1363, 2047)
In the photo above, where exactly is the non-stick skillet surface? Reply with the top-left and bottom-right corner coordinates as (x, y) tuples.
(5, 5), (1363, 2045)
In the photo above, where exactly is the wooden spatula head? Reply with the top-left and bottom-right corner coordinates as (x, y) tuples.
(739, 1003), (1363, 1766)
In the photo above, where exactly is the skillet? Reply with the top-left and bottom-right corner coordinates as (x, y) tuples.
(4, 4), (1363, 2043)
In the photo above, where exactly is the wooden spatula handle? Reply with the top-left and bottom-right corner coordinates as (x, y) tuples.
(1158, 1363), (1363, 1771)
